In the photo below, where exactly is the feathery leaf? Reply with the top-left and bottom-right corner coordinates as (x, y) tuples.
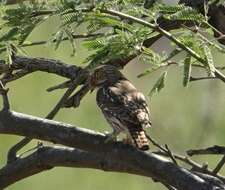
(148, 71), (167, 97)
(183, 54), (192, 87)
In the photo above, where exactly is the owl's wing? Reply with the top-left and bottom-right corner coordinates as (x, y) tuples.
(97, 81), (151, 129)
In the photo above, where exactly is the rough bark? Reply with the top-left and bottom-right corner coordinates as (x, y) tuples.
(0, 111), (224, 190)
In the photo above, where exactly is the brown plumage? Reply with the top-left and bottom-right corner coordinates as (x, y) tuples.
(89, 65), (151, 151)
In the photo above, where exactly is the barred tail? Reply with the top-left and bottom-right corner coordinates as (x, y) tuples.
(129, 127), (149, 151)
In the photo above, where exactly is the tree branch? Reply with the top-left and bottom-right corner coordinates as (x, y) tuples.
(0, 1), (224, 189)
(187, 146), (225, 176)
(187, 146), (225, 156)
(0, 146), (140, 189)
(0, 56), (83, 80)
(0, 110), (223, 190)
(213, 156), (225, 175)
(190, 76), (217, 82)
(102, 9), (225, 83)
(0, 33), (107, 53)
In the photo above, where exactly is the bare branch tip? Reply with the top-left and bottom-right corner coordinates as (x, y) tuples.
(165, 144), (178, 166)
(213, 155), (225, 175)
(186, 150), (194, 157)
(0, 80), (10, 111)
(7, 137), (32, 164)
(46, 80), (72, 92)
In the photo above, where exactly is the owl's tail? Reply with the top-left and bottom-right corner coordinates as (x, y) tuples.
(129, 127), (149, 151)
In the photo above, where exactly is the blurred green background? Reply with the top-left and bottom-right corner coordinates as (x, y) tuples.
(1, 1), (225, 189)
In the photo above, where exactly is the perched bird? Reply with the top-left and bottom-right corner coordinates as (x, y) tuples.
(89, 65), (151, 151)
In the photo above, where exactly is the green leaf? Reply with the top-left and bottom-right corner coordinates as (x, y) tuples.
(60, 11), (84, 27)
(0, 27), (18, 42)
(148, 71), (167, 97)
(178, 33), (205, 58)
(18, 19), (41, 45)
(165, 7), (205, 21)
(89, 13), (133, 32)
(54, 30), (64, 50)
(5, 43), (14, 65)
(64, 27), (76, 56)
(83, 38), (107, 50)
(141, 47), (165, 65)
(203, 45), (216, 77)
(137, 66), (161, 78)
(158, 4), (185, 14)
(183, 54), (192, 87)
(162, 48), (182, 63)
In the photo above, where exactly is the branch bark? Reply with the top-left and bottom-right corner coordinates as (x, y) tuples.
(12, 56), (82, 79)
(0, 146), (140, 189)
(0, 110), (223, 190)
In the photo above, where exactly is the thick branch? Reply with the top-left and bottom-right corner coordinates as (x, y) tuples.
(0, 146), (140, 189)
(0, 56), (82, 80)
(0, 111), (222, 190)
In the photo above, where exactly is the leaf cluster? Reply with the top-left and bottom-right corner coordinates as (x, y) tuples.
(0, 0), (225, 96)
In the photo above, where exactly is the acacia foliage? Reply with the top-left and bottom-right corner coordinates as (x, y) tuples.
(0, 0), (225, 94)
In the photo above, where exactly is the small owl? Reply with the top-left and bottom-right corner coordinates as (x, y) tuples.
(89, 65), (151, 151)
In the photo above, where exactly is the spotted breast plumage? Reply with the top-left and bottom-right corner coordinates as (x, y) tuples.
(89, 65), (151, 151)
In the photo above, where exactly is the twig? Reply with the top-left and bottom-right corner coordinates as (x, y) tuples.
(7, 70), (89, 163)
(47, 70), (88, 118)
(153, 150), (203, 171)
(146, 134), (167, 152)
(187, 145), (225, 176)
(213, 155), (225, 174)
(0, 81), (10, 111)
(18, 141), (43, 158)
(7, 137), (32, 163)
(1, 70), (33, 84)
(181, 24), (225, 53)
(63, 83), (90, 108)
(190, 76), (217, 82)
(147, 135), (178, 165)
(46, 80), (72, 92)
(154, 150), (225, 183)
(165, 144), (178, 166)
(0, 33), (105, 53)
(187, 145), (225, 156)
(4, 55), (87, 163)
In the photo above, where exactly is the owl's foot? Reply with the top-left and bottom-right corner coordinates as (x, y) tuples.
(104, 131), (119, 143)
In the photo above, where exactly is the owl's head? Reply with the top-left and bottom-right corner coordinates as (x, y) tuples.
(89, 65), (125, 90)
